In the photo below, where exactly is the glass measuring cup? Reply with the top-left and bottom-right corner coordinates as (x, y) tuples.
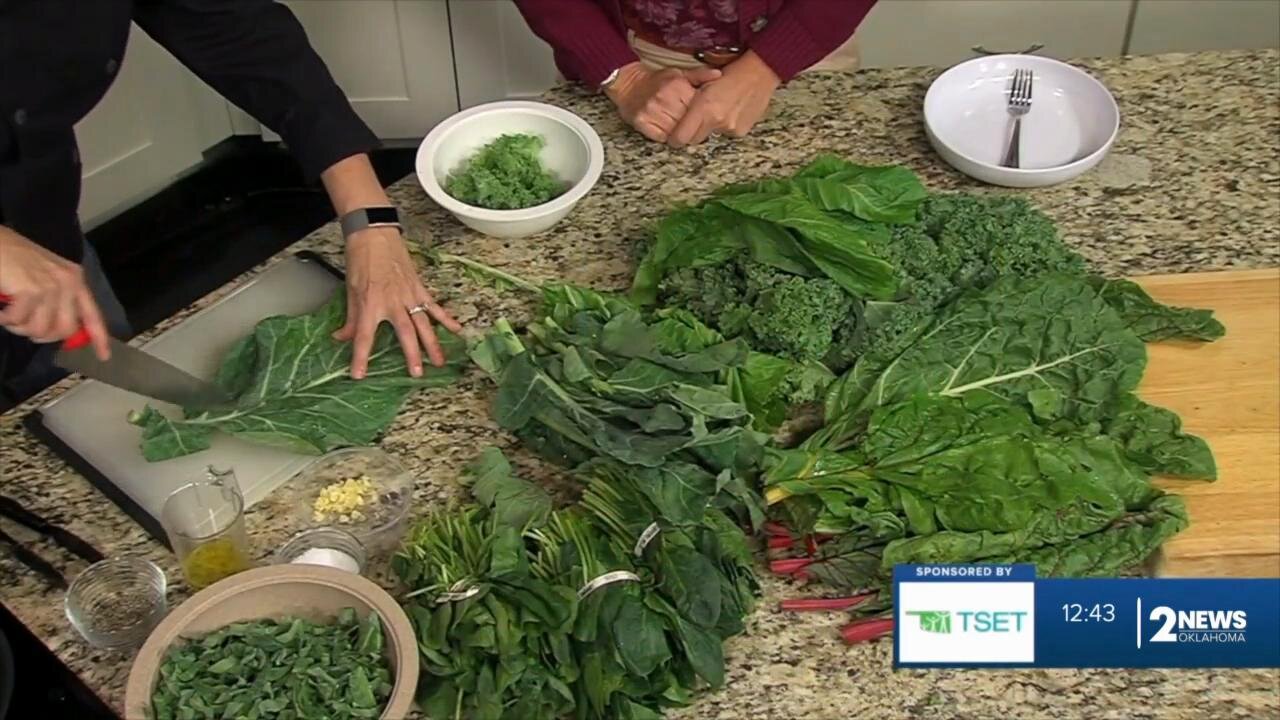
(160, 467), (253, 589)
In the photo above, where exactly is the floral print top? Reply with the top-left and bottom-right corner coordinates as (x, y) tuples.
(622, 0), (740, 51)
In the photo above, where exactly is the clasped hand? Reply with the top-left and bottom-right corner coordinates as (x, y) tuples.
(607, 52), (781, 148)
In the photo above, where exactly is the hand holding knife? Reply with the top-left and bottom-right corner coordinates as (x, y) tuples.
(0, 293), (230, 408)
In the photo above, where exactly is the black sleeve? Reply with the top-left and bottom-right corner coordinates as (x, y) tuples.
(133, 0), (378, 179)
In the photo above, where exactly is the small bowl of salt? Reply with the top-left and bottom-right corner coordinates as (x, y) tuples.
(275, 527), (366, 575)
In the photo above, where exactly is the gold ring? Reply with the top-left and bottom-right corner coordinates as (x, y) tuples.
(407, 304), (428, 316)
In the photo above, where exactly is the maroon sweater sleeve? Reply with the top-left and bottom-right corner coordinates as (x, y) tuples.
(512, 0), (638, 87)
(750, 0), (879, 82)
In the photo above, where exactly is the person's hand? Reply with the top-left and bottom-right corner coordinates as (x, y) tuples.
(605, 61), (722, 143)
(334, 227), (462, 378)
(0, 227), (111, 360)
(669, 51), (781, 148)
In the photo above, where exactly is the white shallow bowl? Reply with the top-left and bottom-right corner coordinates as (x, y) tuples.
(924, 54), (1120, 188)
(416, 101), (604, 238)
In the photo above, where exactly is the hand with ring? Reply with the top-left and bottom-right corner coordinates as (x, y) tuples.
(335, 226), (462, 379)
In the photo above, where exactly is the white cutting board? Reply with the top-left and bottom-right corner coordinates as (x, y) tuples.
(36, 254), (342, 540)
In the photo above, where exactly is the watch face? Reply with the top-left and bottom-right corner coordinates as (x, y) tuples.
(364, 207), (400, 225)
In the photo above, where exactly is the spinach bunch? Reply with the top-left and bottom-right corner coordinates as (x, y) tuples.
(393, 450), (758, 720)
(149, 609), (391, 720)
(764, 273), (1222, 612)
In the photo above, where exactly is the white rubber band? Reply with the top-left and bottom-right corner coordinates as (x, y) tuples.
(633, 522), (661, 558)
(436, 580), (481, 604)
(577, 570), (641, 599)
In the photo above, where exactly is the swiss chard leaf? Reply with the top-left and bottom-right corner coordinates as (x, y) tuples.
(1089, 275), (1226, 342)
(829, 273), (1147, 423)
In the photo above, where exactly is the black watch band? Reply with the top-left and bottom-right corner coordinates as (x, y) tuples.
(339, 206), (401, 237)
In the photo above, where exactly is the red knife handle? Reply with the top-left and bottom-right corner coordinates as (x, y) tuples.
(0, 292), (92, 350)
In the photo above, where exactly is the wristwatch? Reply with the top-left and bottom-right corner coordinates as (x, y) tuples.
(339, 206), (402, 237)
(598, 67), (623, 94)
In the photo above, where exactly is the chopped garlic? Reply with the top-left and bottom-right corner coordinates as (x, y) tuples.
(312, 475), (378, 524)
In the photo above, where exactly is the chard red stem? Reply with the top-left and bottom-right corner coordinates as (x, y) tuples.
(763, 521), (791, 538)
(767, 536), (794, 550)
(770, 558), (812, 575)
(840, 617), (895, 645)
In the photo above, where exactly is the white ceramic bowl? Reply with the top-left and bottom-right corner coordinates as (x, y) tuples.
(416, 101), (604, 238)
(924, 54), (1120, 188)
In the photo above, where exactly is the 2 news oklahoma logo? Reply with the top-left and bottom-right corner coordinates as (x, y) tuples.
(1140, 600), (1249, 646)
(897, 581), (1036, 664)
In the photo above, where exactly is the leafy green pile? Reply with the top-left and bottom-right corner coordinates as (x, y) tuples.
(128, 289), (466, 462)
(445, 133), (565, 210)
(149, 609), (391, 720)
(638, 158), (1114, 386)
(434, 252), (781, 508)
(762, 273), (1222, 629)
(632, 157), (924, 382)
(393, 449), (756, 720)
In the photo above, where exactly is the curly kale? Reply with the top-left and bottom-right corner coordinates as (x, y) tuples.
(856, 194), (1088, 359)
(657, 192), (1089, 399)
(445, 133), (565, 210)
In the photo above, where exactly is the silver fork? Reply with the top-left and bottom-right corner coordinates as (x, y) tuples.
(1000, 68), (1034, 168)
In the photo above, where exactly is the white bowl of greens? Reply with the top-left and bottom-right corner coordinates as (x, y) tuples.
(416, 101), (604, 238)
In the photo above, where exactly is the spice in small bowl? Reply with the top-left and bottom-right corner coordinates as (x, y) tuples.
(275, 527), (366, 575)
(65, 557), (167, 650)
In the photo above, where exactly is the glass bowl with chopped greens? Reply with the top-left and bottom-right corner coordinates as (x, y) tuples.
(288, 448), (414, 555)
(416, 100), (604, 238)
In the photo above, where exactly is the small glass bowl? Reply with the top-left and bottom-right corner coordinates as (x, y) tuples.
(290, 448), (413, 553)
(275, 527), (367, 575)
(65, 558), (167, 650)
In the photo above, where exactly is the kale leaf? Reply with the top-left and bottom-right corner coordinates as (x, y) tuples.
(444, 133), (566, 210)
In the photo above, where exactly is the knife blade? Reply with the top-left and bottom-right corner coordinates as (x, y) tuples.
(54, 335), (231, 408)
(0, 292), (230, 408)
(0, 495), (104, 563)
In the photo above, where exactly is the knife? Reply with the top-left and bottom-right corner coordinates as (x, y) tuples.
(0, 495), (104, 563)
(0, 293), (230, 408)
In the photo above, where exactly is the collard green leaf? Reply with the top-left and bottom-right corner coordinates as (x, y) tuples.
(792, 161), (927, 224)
(129, 289), (464, 461)
(714, 190), (898, 300)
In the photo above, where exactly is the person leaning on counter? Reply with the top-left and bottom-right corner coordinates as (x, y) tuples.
(0, 0), (460, 398)
(514, 0), (878, 147)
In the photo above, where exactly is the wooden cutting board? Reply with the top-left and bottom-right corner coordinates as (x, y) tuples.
(1134, 269), (1280, 578)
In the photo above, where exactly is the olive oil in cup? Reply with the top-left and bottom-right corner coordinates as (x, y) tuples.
(161, 467), (252, 589)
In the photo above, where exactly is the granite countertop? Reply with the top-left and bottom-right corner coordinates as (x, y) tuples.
(2, 50), (1278, 720)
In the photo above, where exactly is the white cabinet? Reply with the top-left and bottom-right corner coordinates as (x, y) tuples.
(1129, 0), (1280, 55)
(75, 25), (233, 229)
(278, 0), (459, 139)
(448, 1), (560, 108)
(856, 0), (1132, 69)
